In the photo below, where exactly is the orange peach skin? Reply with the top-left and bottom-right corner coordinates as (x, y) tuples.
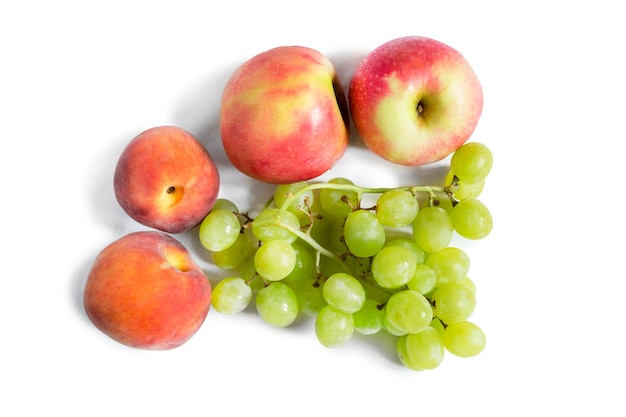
(83, 231), (212, 350)
(114, 126), (220, 234)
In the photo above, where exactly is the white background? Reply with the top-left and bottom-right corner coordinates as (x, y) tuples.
(2, 1), (624, 415)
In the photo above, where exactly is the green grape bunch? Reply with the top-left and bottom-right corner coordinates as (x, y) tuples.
(197, 141), (493, 372)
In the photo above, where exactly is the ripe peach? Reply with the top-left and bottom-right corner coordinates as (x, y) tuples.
(114, 126), (220, 234)
(83, 231), (212, 350)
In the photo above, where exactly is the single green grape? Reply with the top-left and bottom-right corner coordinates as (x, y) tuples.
(407, 264), (437, 295)
(255, 282), (298, 327)
(319, 177), (360, 217)
(251, 208), (300, 243)
(211, 277), (252, 314)
(328, 216), (348, 254)
(239, 256), (264, 293)
(344, 209), (385, 258)
(433, 283), (476, 324)
(412, 206), (454, 253)
(425, 246), (471, 286)
(353, 299), (385, 335)
(383, 314), (407, 336)
(281, 241), (317, 283)
(198, 208), (241, 252)
(385, 290), (433, 335)
(322, 272), (366, 314)
(308, 212), (333, 251)
(403, 327), (445, 370)
(254, 240), (296, 281)
(295, 278), (327, 318)
(397, 335), (422, 371)
(315, 305), (354, 348)
(442, 320), (486, 358)
(450, 142), (493, 184)
(450, 198), (493, 239)
(211, 198), (239, 214)
(458, 276), (477, 295)
(274, 181), (314, 224)
(384, 237), (426, 265)
(371, 245), (417, 289)
(430, 318), (445, 338)
(212, 232), (255, 270)
(375, 189), (419, 227)
(445, 170), (485, 201)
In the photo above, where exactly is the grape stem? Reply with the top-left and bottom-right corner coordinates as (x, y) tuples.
(276, 182), (452, 217)
(251, 180), (459, 287)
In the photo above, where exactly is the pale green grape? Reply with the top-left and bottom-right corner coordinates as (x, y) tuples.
(384, 237), (425, 265)
(407, 264), (437, 294)
(309, 212), (334, 250)
(211, 277), (252, 314)
(198, 208), (241, 252)
(403, 327), (445, 370)
(397, 335), (422, 371)
(319, 177), (359, 217)
(371, 245), (417, 289)
(251, 208), (300, 243)
(254, 240), (296, 281)
(430, 318), (445, 338)
(458, 276), (477, 295)
(383, 314), (407, 336)
(318, 255), (371, 284)
(322, 273), (366, 314)
(442, 320), (486, 357)
(344, 209), (385, 258)
(412, 206), (454, 253)
(433, 283), (476, 324)
(282, 241), (317, 283)
(450, 142), (493, 184)
(353, 299), (385, 335)
(239, 257), (264, 293)
(375, 189), (419, 227)
(328, 217), (348, 254)
(385, 290), (433, 334)
(450, 198), (493, 239)
(274, 181), (314, 224)
(211, 198), (239, 214)
(295, 278), (327, 318)
(425, 247), (470, 286)
(255, 282), (298, 327)
(212, 232), (255, 270)
(315, 305), (354, 348)
(445, 170), (485, 201)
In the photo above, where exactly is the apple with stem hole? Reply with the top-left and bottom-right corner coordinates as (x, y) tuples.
(349, 36), (483, 166)
(83, 231), (212, 350)
(114, 126), (220, 234)
(220, 45), (350, 184)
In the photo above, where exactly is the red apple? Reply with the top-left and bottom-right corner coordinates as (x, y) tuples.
(83, 231), (212, 350)
(220, 46), (350, 184)
(349, 36), (483, 166)
(114, 126), (220, 234)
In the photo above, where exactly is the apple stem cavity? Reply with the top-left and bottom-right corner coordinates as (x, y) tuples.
(417, 102), (424, 116)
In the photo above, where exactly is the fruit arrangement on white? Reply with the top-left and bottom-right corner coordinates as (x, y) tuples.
(82, 35), (493, 372)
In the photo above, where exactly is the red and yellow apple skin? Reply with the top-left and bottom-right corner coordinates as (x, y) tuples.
(114, 126), (220, 234)
(349, 36), (483, 166)
(220, 46), (350, 184)
(83, 231), (212, 350)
